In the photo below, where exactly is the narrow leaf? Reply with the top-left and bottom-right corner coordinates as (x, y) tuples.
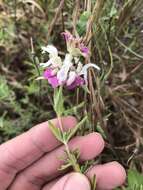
(128, 169), (143, 187)
(91, 175), (96, 190)
(53, 86), (64, 116)
(66, 116), (88, 142)
(48, 121), (63, 142)
(59, 163), (72, 171)
(64, 102), (85, 115)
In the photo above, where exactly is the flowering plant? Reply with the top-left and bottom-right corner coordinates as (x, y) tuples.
(37, 31), (100, 188)
(38, 31), (100, 90)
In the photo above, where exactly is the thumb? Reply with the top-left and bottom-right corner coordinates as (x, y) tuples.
(51, 173), (91, 190)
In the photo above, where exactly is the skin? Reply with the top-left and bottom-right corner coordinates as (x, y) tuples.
(0, 116), (126, 190)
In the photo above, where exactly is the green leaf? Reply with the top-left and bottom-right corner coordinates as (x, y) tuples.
(128, 169), (143, 187)
(53, 86), (64, 116)
(91, 175), (96, 190)
(77, 11), (91, 36)
(96, 122), (107, 139)
(66, 116), (88, 142)
(64, 102), (85, 115)
(48, 121), (63, 142)
(109, 2), (117, 18)
(82, 85), (90, 94)
(59, 163), (72, 171)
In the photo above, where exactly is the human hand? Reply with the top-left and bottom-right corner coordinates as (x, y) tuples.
(0, 116), (126, 190)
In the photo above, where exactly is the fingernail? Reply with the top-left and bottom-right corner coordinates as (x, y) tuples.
(64, 173), (91, 190)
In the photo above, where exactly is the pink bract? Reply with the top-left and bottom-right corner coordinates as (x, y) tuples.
(61, 31), (72, 41)
(80, 44), (89, 56)
(62, 31), (89, 57)
(44, 69), (59, 88)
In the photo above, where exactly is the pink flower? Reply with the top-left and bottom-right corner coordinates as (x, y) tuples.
(43, 68), (85, 89)
(44, 68), (59, 88)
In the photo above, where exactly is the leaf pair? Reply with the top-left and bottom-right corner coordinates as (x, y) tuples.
(48, 116), (87, 144)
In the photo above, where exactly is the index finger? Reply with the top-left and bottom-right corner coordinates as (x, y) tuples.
(0, 116), (77, 190)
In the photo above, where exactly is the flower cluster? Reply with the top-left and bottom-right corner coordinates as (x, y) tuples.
(62, 31), (89, 57)
(39, 31), (100, 89)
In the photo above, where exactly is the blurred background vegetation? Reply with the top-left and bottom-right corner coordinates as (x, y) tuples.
(0, 0), (143, 188)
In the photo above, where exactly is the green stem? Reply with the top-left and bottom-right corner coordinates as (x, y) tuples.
(58, 116), (81, 173)
(64, 142), (81, 173)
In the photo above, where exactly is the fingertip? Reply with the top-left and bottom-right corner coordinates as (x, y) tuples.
(92, 132), (105, 153)
(87, 161), (126, 190)
(62, 116), (78, 128)
(50, 173), (91, 190)
(51, 116), (78, 130)
(109, 161), (127, 185)
(78, 132), (105, 160)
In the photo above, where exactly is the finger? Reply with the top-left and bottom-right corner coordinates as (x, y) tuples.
(9, 133), (104, 190)
(0, 116), (77, 190)
(86, 161), (126, 190)
(43, 173), (91, 190)
(43, 162), (126, 190)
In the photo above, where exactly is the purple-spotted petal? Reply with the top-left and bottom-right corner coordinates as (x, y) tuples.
(67, 76), (85, 90)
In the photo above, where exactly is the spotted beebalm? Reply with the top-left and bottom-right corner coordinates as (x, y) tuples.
(38, 32), (100, 89)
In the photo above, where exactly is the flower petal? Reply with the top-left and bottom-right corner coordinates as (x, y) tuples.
(41, 45), (58, 56)
(80, 44), (89, 57)
(79, 63), (100, 83)
(48, 76), (59, 88)
(66, 71), (77, 86)
(43, 68), (54, 78)
(43, 68), (59, 88)
(40, 59), (52, 68)
(67, 76), (85, 89)
(61, 31), (73, 41)
(57, 54), (73, 83)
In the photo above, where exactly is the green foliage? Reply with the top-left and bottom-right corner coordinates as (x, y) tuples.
(116, 169), (143, 190)
(48, 116), (87, 144)
(66, 116), (87, 142)
(77, 11), (91, 36)
(0, 77), (15, 102)
(54, 86), (64, 116)
(48, 120), (63, 142)
(91, 175), (97, 190)
(127, 169), (143, 189)
(64, 102), (85, 116)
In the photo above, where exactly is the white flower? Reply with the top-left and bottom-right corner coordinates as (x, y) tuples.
(39, 44), (101, 88)
(57, 54), (73, 84)
(41, 45), (58, 56)
(79, 63), (100, 83)
(66, 71), (77, 86)
(40, 45), (62, 68)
